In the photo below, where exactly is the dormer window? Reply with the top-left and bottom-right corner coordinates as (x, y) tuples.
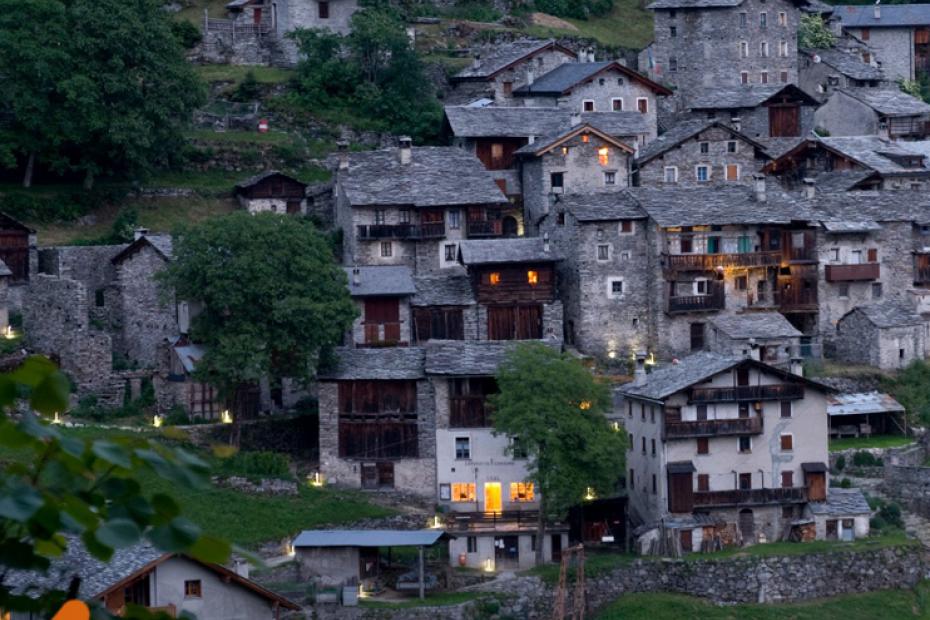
(490, 272), (501, 286)
(527, 270), (539, 286)
(582, 133), (591, 143)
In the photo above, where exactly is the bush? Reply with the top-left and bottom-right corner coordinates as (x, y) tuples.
(171, 20), (202, 49)
(878, 502), (904, 529)
(533, 0), (613, 19)
(442, 2), (502, 21)
(164, 405), (190, 426)
(232, 70), (262, 102)
(851, 451), (883, 467)
(218, 450), (292, 479)
(838, 477), (852, 488)
(835, 455), (846, 471)
(270, 143), (305, 168)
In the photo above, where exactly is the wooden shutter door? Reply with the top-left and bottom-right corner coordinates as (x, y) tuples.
(488, 306), (515, 340)
(680, 529), (693, 553)
(517, 305), (543, 339)
(769, 106), (800, 137)
(667, 472), (694, 513)
(413, 308), (431, 343)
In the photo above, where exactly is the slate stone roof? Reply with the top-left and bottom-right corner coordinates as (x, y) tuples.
(758, 137), (807, 159)
(556, 191), (648, 222)
(110, 234), (173, 264)
(809, 170), (878, 193)
(344, 266), (416, 297)
(808, 488), (871, 516)
(235, 169), (307, 191)
(710, 313), (803, 340)
(846, 301), (924, 329)
(626, 186), (811, 227)
(318, 347), (426, 380)
(812, 191), (930, 223)
(649, 0), (819, 11)
(514, 124), (636, 156)
(513, 61), (670, 96)
(458, 238), (560, 265)
(444, 106), (649, 138)
(817, 135), (929, 174)
(411, 275), (475, 306)
(425, 340), (515, 375)
(340, 147), (508, 208)
(618, 352), (746, 401)
(801, 48), (885, 81)
(828, 391), (905, 417)
(688, 85), (818, 110)
(833, 4), (930, 28)
(636, 119), (768, 165)
(839, 88), (930, 117)
(820, 217), (882, 233)
(453, 40), (571, 80)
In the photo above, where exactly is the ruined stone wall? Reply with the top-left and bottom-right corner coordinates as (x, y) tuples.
(114, 245), (177, 369)
(637, 126), (764, 188)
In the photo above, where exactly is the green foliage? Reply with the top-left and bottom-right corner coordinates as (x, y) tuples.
(490, 343), (626, 523)
(798, 14), (837, 49)
(0, 356), (229, 617)
(835, 455), (846, 471)
(838, 477), (852, 488)
(870, 498), (904, 531)
(441, 1), (502, 21)
(533, 0), (614, 19)
(217, 450), (292, 480)
(289, 5), (443, 142)
(170, 19), (202, 49)
(231, 70), (263, 102)
(0, 0), (206, 189)
(900, 74), (930, 104)
(158, 213), (357, 400)
(851, 451), (883, 467)
(883, 361), (930, 425)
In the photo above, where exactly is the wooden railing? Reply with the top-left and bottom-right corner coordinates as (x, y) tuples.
(357, 223), (445, 240)
(775, 288), (818, 310)
(204, 17), (272, 35)
(667, 286), (725, 314)
(690, 383), (803, 403)
(825, 263), (880, 282)
(444, 510), (542, 531)
(467, 220), (503, 237)
(787, 246), (817, 262)
(665, 251), (781, 271)
(664, 415), (763, 439)
(693, 486), (807, 507)
(362, 322), (403, 347)
(450, 397), (492, 428)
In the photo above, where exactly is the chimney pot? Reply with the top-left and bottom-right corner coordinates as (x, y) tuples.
(543, 232), (550, 253)
(472, 53), (481, 69)
(577, 48), (586, 62)
(802, 177), (816, 199)
(526, 67), (535, 86)
(753, 174), (767, 203)
(633, 351), (648, 384)
(874, 1), (881, 20)
(398, 136), (412, 165)
(134, 228), (149, 241)
(789, 357), (804, 377)
(337, 140), (349, 170)
(352, 267), (361, 286)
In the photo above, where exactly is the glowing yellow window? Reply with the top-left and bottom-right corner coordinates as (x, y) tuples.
(489, 272), (501, 285)
(598, 146), (610, 166)
(510, 482), (535, 502)
(582, 134), (590, 143)
(527, 270), (539, 285)
(451, 483), (476, 502)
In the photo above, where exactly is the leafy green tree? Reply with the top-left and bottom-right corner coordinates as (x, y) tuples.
(0, 0), (205, 189)
(490, 343), (627, 563)
(0, 356), (230, 618)
(158, 213), (357, 432)
(798, 14), (837, 49)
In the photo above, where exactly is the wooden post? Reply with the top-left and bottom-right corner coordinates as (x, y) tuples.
(418, 546), (425, 600)
(203, 8), (208, 33)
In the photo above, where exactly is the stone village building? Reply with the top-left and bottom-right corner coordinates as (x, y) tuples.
(814, 88), (930, 139)
(234, 170), (308, 215)
(799, 47), (889, 102)
(831, 3), (930, 83)
(684, 84), (820, 139)
(834, 301), (929, 369)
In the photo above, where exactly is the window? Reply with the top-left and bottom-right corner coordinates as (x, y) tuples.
(629, 433), (634, 448)
(489, 272), (501, 286)
(597, 244), (610, 261)
(400, 209), (410, 224)
(503, 81), (513, 96)
(872, 282), (883, 299)
(697, 473), (710, 491)
(693, 278), (709, 295)
(779, 40), (788, 57)
(780, 433), (793, 452)
(652, 474), (657, 494)
(862, 52), (871, 64)
(727, 141), (738, 153)
(550, 172), (564, 190)
(604, 171), (617, 185)
(527, 270), (539, 285)
(735, 274), (748, 290)
(697, 437), (709, 455)
(439, 483), (451, 500)
(670, 25), (677, 37)
(628, 402), (633, 418)
(637, 98), (649, 114)
(699, 141), (709, 154)
(741, 71), (749, 85)
(444, 244), (457, 262)
(738, 402), (750, 417)
(738, 436), (752, 453)
(184, 580), (202, 598)
(669, 57), (678, 72)
(598, 146), (610, 166)
(467, 536), (478, 553)
(861, 27), (870, 41)
(739, 12), (747, 27)
(738, 473), (752, 490)
(696, 165), (710, 182)
(651, 438), (656, 455)
(608, 278), (625, 298)
(642, 437), (647, 453)
(380, 242), (393, 258)
(510, 482), (535, 502)
(781, 471), (794, 488)
(780, 401), (792, 418)
(778, 11), (787, 26)
(448, 209), (461, 229)
(739, 41), (749, 58)
(629, 468), (635, 488)
(780, 70), (788, 83)
(612, 98), (623, 111)
(318, 0), (329, 19)
(95, 289), (105, 307)
(452, 483), (476, 501)
(511, 437), (529, 459)
(868, 248), (878, 262)
(583, 100), (596, 112)
(455, 437), (471, 460)
(830, 248), (840, 262)
(374, 209), (386, 225)
(696, 404), (708, 421)
(670, 9), (677, 18)
(760, 71), (768, 84)
(726, 164), (740, 181)
(760, 41), (769, 57)
(838, 282), (849, 298)
(664, 166), (679, 183)
(760, 11), (767, 28)
(557, 211), (566, 226)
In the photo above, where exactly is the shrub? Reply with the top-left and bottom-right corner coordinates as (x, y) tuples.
(852, 451), (882, 467)
(171, 20), (202, 49)
(218, 450), (292, 479)
(232, 70), (262, 102)
(533, 0), (613, 19)
(164, 405), (191, 426)
(878, 502), (904, 529)
(270, 143), (305, 168)
(835, 455), (846, 471)
(442, 2), (502, 21)
(838, 477), (852, 488)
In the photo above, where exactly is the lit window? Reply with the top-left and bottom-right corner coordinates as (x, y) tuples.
(582, 133), (590, 143)
(598, 146), (610, 166)
(510, 482), (535, 502)
(489, 272), (501, 286)
(451, 483), (476, 502)
(184, 580), (202, 598)
(561, 146), (569, 157)
(491, 143), (504, 161)
(527, 270), (539, 285)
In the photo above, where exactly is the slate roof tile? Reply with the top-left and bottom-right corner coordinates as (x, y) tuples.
(839, 88), (930, 117)
(458, 238), (561, 265)
(425, 340), (516, 375)
(318, 347), (426, 380)
(846, 301), (924, 328)
(801, 48), (885, 81)
(808, 488), (871, 515)
(344, 266), (416, 297)
(833, 4), (930, 28)
(453, 40), (570, 80)
(710, 313), (803, 340)
(618, 352), (747, 400)
(444, 106), (649, 138)
(411, 275), (475, 306)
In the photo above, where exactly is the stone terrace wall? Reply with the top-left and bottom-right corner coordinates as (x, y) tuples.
(885, 464), (930, 516)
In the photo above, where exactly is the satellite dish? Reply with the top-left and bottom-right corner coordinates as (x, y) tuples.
(813, 54), (821, 63)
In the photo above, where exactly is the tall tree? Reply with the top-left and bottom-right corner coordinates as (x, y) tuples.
(490, 343), (627, 563)
(159, 213), (357, 430)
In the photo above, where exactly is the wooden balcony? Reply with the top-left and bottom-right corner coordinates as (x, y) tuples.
(443, 510), (546, 532)
(361, 322), (404, 347)
(825, 263), (880, 282)
(450, 397), (492, 428)
(467, 220), (503, 238)
(357, 223), (445, 240)
(775, 288), (818, 311)
(664, 416), (763, 439)
(693, 486), (807, 508)
(689, 383), (804, 403)
(665, 251), (782, 271)
(667, 286), (725, 314)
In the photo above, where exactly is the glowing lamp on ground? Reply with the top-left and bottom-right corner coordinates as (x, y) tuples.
(287, 544), (296, 557)
(153, 415), (163, 428)
(308, 472), (324, 488)
(584, 487), (596, 501)
(52, 412), (62, 425)
(611, 422), (621, 432)
(579, 400), (592, 411)
(483, 558), (495, 573)
(3, 326), (14, 340)
(220, 410), (233, 424)
(607, 350), (617, 359)
(646, 353), (657, 366)
(429, 515), (443, 529)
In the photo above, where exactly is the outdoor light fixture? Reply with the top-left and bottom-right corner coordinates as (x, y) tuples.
(220, 410), (233, 424)
(429, 515), (443, 529)
(579, 401), (592, 410)
(52, 412), (62, 425)
(483, 558), (495, 573)
(153, 415), (163, 428)
(3, 326), (14, 340)
(584, 487), (596, 501)
(308, 472), (324, 488)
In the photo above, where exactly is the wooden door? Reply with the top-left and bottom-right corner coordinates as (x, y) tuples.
(361, 464), (378, 489)
(667, 472), (694, 513)
(484, 482), (502, 513)
(679, 529), (693, 553)
(551, 534), (562, 562)
(253, 7), (262, 23)
(805, 471), (826, 501)
(516, 305), (542, 339)
(378, 462), (395, 488)
(769, 105), (800, 137)
(826, 519), (838, 540)
(286, 200), (301, 214)
(736, 367), (750, 386)
(488, 306), (515, 340)
(689, 322), (705, 351)
(739, 509), (755, 541)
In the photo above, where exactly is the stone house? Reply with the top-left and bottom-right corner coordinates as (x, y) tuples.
(686, 84), (820, 139)
(799, 47), (888, 102)
(635, 119), (771, 187)
(641, 0), (815, 98)
(814, 88), (930, 139)
(449, 39), (576, 105)
(518, 123), (637, 235)
(511, 61), (672, 139)
(616, 352), (832, 550)
(831, 3), (930, 83)
(0, 212), (36, 313)
(410, 274), (479, 343)
(225, 0), (358, 36)
(344, 265), (416, 347)
(764, 136), (930, 191)
(335, 139), (511, 275)
(808, 488), (871, 541)
(234, 170), (308, 215)
(834, 301), (928, 369)
(707, 313), (803, 366)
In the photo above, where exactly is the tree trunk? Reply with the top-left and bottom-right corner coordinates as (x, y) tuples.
(22, 152), (35, 188)
(536, 498), (547, 565)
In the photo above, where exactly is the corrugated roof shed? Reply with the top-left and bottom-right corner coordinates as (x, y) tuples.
(344, 266), (416, 297)
(293, 529), (448, 548)
(827, 391), (905, 417)
(318, 347), (426, 380)
(458, 238), (560, 265)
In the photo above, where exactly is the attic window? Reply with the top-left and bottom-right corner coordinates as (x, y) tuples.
(598, 147), (610, 166)
(527, 270), (539, 286)
(561, 146), (570, 156)
(583, 100), (595, 112)
(490, 272), (501, 286)
(582, 133), (591, 143)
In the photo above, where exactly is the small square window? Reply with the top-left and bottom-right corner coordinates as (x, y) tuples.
(669, 57), (678, 72)
(380, 241), (393, 258)
(621, 251), (631, 260)
(664, 166), (678, 183)
(611, 280), (624, 295)
(620, 220), (634, 234)
(439, 483), (451, 500)
(583, 100), (595, 112)
(735, 275), (748, 290)
(739, 472), (752, 489)
(455, 437), (471, 460)
(781, 471), (794, 488)
(400, 209), (410, 224)
(697, 437), (709, 454)
(670, 26), (677, 37)
(699, 142), (709, 154)
(727, 141), (738, 153)
(697, 473), (710, 491)
(448, 209), (461, 229)
(780, 71), (788, 83)
(738, 436), (751, 453)
(185, 580), (202, 598)
(444, 243), (457, 262)
(780, 434), (793, 452)
(604, 171), (616, 186)
(780, 401), (792, 418)
(696, 166), (710, 182)
(637, 98), (649, 114)
(374, 209), (386, 225)
(550, 172), (564, 189)
(612, 98), (623, 111)
(872, 282), (883, 299)
(838, 282), (849, 298)
(830, 248), (840, 261)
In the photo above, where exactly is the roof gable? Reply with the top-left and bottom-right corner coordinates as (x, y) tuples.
(452, 40), (575, 81)
(688, 84), (820, 110)
(636, 119), (770, 165)
(110, 235), (173, 265)
(836, 88), (930, 117)
(515, 61), (672, 96)
(516, 123), (637, 157)
(234, 170), (308, 192)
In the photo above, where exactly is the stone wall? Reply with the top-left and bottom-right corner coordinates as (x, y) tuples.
(637, 126), (764, 188)
(114, 244), (176, 369)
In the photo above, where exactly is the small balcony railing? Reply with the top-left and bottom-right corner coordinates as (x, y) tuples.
(443, 510), (543, 532)
(664, 416), (763, 439)
(361, 322), (404, 347)
(689, 383), (804, 403)
(775, 288), (818, 310)
(668, 287), (725, 314)
(693, 486), (807, 507)
(357, 223), (445, 240)
(665, 251), (782, 271)
(825, 263), (880, 282)
(467, 220), (503, 237)
(787, 246), (817, 262)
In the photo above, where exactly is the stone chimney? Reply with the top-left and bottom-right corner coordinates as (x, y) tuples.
(398, 136), (412, 165)
(731, 116), (742, 132)
(789, 357), (804, 377)
(570, 111), (583, 127)
(748, 338), (761, 361)
(874, 1), (881, 20)
(337, 140), (349, 170)
(803, 177), (816, 199)
(577, 48), (586, 62)
(753, 174), (767, 203)
(633, 350), (648, 385)
(351, 266), (361, 287)
(234, 560), (250, 580)
(134, 228), (149, 241)
(543, 232), (550, 253)
(472, 53), (481, 70)
(526, 67), (535, 86)
(588, 49), (596, 63)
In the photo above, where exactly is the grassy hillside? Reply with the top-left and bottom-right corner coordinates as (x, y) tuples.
(523, 0), (655, 49)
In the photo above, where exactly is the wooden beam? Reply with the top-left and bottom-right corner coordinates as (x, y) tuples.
(418, 546), (425, 600)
